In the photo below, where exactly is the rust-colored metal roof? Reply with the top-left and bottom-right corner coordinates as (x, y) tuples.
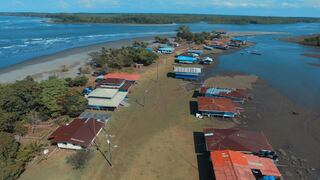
(104, 73), (140, 81)
(197, 97), (238, 113)
(203, 128), (273, 153)
(211, 150), (282, 180)
(48, 118), (104, 148)
(101, 78), (125, 85)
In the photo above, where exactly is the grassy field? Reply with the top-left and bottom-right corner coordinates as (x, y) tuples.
(20, 44), (249, 180)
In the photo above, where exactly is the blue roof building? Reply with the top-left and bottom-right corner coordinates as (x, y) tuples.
(175, 55), (198, 64)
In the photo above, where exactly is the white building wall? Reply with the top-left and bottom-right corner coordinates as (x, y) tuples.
(57, 143), (83, 150)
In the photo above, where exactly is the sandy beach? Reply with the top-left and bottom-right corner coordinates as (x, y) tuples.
(0, 31), (283, 83)
(15, 31), (320, 180)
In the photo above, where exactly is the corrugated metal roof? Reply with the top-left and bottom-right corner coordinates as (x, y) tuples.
(88, 88), (119, 99)
(200, 87), (249, 101)
(176, 56), (197, 61)
(88, 91), (128, 108)
(211, 150), (282, 180)
(198, 97), (238, 113)
(48, 118), (104, 148)
(203, 128), (273, 153)
(173, 66), (201, 74)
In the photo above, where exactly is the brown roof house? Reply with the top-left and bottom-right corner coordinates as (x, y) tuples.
(48, 118), (105, 150)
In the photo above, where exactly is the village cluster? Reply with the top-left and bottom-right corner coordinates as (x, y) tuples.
(48, 31), (282, 180)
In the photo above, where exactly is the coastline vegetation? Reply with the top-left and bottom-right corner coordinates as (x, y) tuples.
(1, 12), (320, 24)
(90, 44), (158, 69)
(176, 25), (220, 44)
(0, 76), (88, 179)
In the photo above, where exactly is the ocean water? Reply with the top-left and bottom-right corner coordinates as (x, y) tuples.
(1, 16), (320, 107)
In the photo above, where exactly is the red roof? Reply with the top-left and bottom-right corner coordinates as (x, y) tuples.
(48, 118), (104, 148)
(104, 73), (140, 81)
(211, 150), (282, 180)
(198, 97), (238, 113)
(203, 128), (272, 153)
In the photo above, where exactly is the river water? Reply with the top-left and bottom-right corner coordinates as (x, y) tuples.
(0, 15), (320, 107)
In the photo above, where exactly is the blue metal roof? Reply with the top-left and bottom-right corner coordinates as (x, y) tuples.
(158, 47), (174, 51)
(176, 56), (197, 62)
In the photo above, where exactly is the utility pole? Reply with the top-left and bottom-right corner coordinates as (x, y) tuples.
(106, 134), (118, 167)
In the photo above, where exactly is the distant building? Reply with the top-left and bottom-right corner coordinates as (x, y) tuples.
(187, 49), (204, 55)
(157, 46), (175, 54)
(173, 66), (202, 81)
(48, 118), (104, 150)
(197, 97), (241, 118)
(175, 55), (198, 64)
(211, 150), (282, 180)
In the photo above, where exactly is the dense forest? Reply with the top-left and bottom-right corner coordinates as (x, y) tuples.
(1, 12), (320, 24)
(0, 76), (88, 179)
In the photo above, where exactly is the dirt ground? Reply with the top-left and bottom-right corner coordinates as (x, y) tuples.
(19, 43), (237, 180)
(19, 40), (319, 180)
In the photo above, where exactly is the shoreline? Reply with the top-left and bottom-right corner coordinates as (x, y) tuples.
(0, 34), (173, 83)
(0, 31), (281, 83)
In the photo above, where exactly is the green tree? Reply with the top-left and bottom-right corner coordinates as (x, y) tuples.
(176, 26), (193, 41)
(40, 78), (68, 118)
(61, 89), (88, 117)
(66, 76), (88, 87)
(0, 110), (16, 133)
(0, 132), (19, 163)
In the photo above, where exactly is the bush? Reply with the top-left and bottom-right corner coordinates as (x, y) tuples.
(66, 150), (92, 170)
(66, 76), (88, 87)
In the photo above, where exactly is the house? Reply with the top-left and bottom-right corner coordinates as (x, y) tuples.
(96, 78), (126, 89)
(187, 49), (204, 56)
(157, 47), (175, 54)
(104, 73), (140, 82)
(96, 78), (134, 93)
(203, 128), (273, 153)
(197, 97), (241, 118)
(48, 118), (104, 150)
(87, 88), (128, 110)
(175, 55), (198, 64)
(211, 150), (282, 180)
(200, 87), (249, 103)
(173, 66), (202, 81)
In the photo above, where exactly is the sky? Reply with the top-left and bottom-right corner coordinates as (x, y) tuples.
(0, 0), (319, 17)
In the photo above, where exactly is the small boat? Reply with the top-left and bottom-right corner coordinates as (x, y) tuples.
(203, 45), (214, 50)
